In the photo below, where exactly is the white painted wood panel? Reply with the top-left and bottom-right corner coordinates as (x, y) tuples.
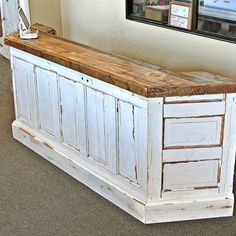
(163, 160), (219, 190)
(118, 100), (147, 188)
(35, 67), (60, 139)
(13, 58), (37, 126)
(59, 77), (87, 157)
(164, 102), (225, 118)
(147, 98), (163, 200)
(165, 94), (225, 103)
(164, 117), (223, 148)
(220, 94), (236, 193)
(60, 78), (77, 148)
(86, 87), (116, 173)
(13, 58), (31, 122)
(103, 94), (117, 173)
(75, 80), (87, 157)
(163, 147), (222, 163)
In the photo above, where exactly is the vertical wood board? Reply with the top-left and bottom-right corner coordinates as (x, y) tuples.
(147, 98), (164, 200)
(59, 77), (78, 148)
(86, 87), (116, 173)
(35, 67), (60, 139)
(220, 93), (236, 193)
(118, 100), (147, 188)
(13, 58), (37, 125)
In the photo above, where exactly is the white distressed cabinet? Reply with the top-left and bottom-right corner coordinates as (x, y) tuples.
(9, 44), (236, 224)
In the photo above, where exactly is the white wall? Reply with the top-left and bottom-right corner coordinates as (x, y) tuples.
(29, 0), (62, 36)
(60, 0), (236, 79)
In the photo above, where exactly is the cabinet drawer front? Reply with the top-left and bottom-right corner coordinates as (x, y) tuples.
(164, 102), (225, 118)
(163, 160), (219, 191)
(164, 117), (223, 148)
(165, 94), (224, 103)
(163, 147), (222, 163)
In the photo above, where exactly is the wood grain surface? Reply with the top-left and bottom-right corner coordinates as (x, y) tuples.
(5, 32), (236, 98)
(31, 23), (56, 35)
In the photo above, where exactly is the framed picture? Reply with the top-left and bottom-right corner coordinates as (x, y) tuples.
(168, 2), (193, 30)
(204, 0), (236, 12)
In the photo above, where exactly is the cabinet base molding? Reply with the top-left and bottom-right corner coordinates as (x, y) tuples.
(13, 122), (234, 224)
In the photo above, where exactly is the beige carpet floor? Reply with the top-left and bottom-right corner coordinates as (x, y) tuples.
(0, 55), (236, 236)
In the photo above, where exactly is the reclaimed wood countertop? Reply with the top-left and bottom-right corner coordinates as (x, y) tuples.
(5, 32), (236, 98)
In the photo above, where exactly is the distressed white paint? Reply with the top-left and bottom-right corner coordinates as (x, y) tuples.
(220, 94), (236, 193)
(59, 76), (87, 157)
(165, 94), (225, 103)
(118, 100), (147, 189)
(87, 87), (117, 173)
(10, 47), (236, 224)
(145, 194), (234, 224)
(164, 102), (225, 118)
(164, 117), (223, 148)
(163, 160), (219, 191)
(35, 67), (60, 140)
(147, 98), (163, 201)
(163, 147), (222, 163)
(12, 57), (38, 127)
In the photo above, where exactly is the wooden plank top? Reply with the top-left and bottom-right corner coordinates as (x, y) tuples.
(5, 32), (236, 98)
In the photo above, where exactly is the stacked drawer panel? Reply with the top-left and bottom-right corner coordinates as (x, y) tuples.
(162, 94), (225, 197)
